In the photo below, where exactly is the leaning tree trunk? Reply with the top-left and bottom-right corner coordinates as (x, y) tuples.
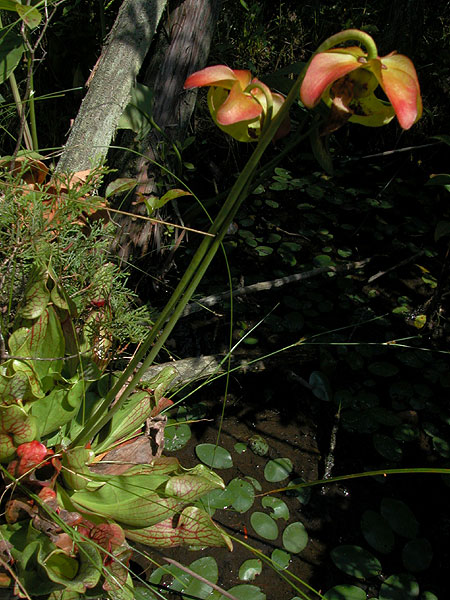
(111, 0), (222, 260)
(56, 0), (167, 173)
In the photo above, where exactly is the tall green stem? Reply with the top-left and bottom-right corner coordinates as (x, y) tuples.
(71, 69), (305, 448)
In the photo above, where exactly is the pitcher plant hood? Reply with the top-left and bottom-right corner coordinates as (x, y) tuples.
(184, 65), (290, 142)
(300, 45), (422, 130)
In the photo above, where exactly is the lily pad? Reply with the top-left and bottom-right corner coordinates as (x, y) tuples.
(380, 498), (419, 539)
(368, 362), (399, 377)
(250, 512), (278, 541)
(402, 538), (433, 572)
(261, 497), (289, 520)
(218, 584), (266, 600)
(373, 433), (403, 462)
(324, 585), (366, 600)
(282, 522), (308, 553)
(330, 545), (382, 579)
(309, 371), (332, 402)
(239, 559), (262, 582)
(379, 573), (419, 600)
(245, 476), (262, 491)
(228, 478), (255, 513)
(361, 510), (395, 554)
(264, 458), (293, 482)
(234, 443), (247, 454)
(164, 422), (191, 451)
(271, 549), (291, 570)
(286, 478), (311, 505)
(195, 444), (233, 469)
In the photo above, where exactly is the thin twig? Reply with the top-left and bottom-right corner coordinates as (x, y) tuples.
(183, 258), (371, 316)
(367, 250), (423, 283)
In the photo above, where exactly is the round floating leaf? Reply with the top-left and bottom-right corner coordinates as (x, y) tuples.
(264, 458), (293, 482)
(234, 443), (247, 454)
(309, 371), (332, 401)
(361, 510), (395, 554)
(380, 498), (419, 539)
(393, 424), (418, 442)
(239, 559), (262, 582)
(195, 444), (233, 469)
(373, 434), (403, 462)
(255, 246), (273, 257)
(228, 478), (255, 513)
(164, 422), (191, 451)
(183, 557), (218, 598)
(200, 486), (236, 512)
(313, 254), (333, 267)
(421, 592), (438, 600)
(286, 479), (311, 505)
(368, 362), (399, 377)
(261, 497), (289, 521)
(402, 538), (433, 572)
(324, 585), (366, 600)
(245, 476), (262, 491)
(283, 522), (308, 554)
(250, 512), (278, 541)
(271, 549), (291, 570)
(331, 545), (382, 579)
(379, 573), (419, 600)
(219, 584), (266, 600)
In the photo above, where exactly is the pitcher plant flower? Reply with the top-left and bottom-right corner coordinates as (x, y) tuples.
(300, 33), (422, 131)
(184, 65), (290, 142)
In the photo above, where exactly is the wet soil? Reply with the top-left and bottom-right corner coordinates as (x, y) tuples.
(132, 370), (447, 599)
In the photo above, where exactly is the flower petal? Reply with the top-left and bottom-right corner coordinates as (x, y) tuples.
(184, 65), (251, 91)
(370, 54), (422, 129)
(215, 81), (262, 126)
(300, 48), (365, 108)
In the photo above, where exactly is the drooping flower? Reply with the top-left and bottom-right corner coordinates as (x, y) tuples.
(184, 65), (289, 142)
(300, 45), (422, 130)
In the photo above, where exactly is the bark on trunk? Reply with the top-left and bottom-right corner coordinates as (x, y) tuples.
(111, 0), (221, 260)
(56, 0), (167, 174)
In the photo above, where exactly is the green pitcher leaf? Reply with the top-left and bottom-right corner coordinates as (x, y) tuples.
(0, 370), (29, 405)
(71, 473), (182, 527)
(31, 379), (86, 438)
(0, 29), (25, 84)
(10, 306), (65, 385)
(0, 406), (37, 461)
(17, 265), (50, 319)
(165, 467), (225, 502)
(94, 390), (154, 453)
(125, 506), (233, 549)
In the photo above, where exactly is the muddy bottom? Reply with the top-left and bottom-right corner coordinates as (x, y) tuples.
(133, 375), (360, 599)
